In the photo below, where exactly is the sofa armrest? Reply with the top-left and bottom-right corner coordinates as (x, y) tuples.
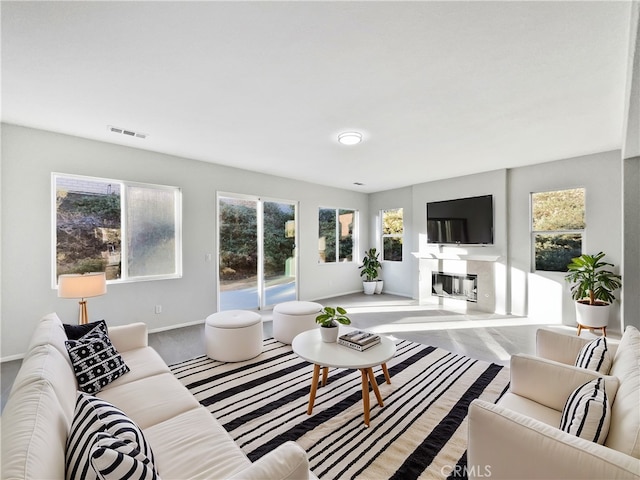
(467, 400), (640, 480)
(226, 441), (310, 480)
(535, 328), (591, 364)
(107, 323), (148, 352)
(510, 354), (619, 411)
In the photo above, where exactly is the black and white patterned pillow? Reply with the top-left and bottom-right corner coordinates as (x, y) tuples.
(65, 323), (129, 394)
(66, 392), (158, 480)
(575, 337), (612, 373)
(559, 377), (611, 444)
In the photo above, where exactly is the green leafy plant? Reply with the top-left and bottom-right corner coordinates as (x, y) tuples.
(315, 306), (351, 328)
(359, 247), (381, 282)
(565, 252), (622, 305)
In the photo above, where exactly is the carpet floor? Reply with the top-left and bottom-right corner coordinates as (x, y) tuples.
(170, 338), (510, 480)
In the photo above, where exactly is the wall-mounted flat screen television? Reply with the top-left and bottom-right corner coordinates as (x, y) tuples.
(427, 194), (494, 245)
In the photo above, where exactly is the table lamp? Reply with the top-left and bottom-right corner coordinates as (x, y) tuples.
(58, 272), (107, 324)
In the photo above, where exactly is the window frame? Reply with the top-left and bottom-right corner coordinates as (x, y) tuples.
(530, 187), (585, 273)
(381, 207), (404, 262)
(52, 173), (182, 288)
(318, 206), (358, 264)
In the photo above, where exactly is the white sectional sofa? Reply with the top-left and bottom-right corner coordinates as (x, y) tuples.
(468, 326), (640, 479)
(2, 313), (314, 479)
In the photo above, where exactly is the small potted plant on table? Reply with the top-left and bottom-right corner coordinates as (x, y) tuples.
(316, 306), (351, 342)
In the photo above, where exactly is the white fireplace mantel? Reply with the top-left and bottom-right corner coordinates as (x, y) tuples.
(411, 251), (501, 262)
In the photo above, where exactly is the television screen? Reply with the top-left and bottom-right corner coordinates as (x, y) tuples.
(427, 194), (493, 245)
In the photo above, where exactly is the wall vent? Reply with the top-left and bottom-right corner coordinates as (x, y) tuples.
(108, 125), (147, 139)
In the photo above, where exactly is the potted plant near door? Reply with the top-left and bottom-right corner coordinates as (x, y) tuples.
(316, 306), (351, 342)
(360, 248), (382, 295)
(565, 252), (622, 335)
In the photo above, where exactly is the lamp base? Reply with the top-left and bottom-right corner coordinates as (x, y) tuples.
(79, 299), (88, 325)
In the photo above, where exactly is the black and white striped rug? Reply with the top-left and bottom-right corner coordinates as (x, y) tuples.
(170, 338), (509, 480)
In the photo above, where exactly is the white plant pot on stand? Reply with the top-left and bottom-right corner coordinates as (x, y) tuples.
(575, 300), (611, 337)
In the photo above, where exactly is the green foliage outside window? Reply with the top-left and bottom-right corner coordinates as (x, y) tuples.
(382, 208), (403, 261)
(532, 188), (585, 272)
(318, 208), (355, 263)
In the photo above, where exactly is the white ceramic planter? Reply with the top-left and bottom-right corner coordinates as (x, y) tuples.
(575, 301), (611, 328)
(320, 325), (339, 342)
(363, 281), (376, 295)
(375, 280), (383, 294)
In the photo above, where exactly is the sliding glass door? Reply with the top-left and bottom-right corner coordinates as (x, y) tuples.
(218, 194), (297, 310)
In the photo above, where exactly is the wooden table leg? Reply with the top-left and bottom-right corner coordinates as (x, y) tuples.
(307, 364), (320, 415)
(322, 366), (328, 387)
(367, 367), (384, 407)
(360, 369), (370, 427)
(381, 363), (391, 384)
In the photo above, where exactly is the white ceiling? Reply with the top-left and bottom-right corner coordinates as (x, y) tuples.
(1, 1), (634, 193)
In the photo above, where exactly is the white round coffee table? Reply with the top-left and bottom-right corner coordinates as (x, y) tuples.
(292, 327), (396, 426)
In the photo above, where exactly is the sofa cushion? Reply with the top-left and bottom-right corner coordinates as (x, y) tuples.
(100, 347), (170, 391)
(66, 392), (158, 480)
(96, 372), (199, 429)
(575, 336), (612, 374)
(27, 312), (72, 358)
(560, 378), (610, 445)
(1, 379), (70, 480)
(143, 406), (251, 479)
(65, 323), (130, 394)
(606, 325), (640, 458)
(8, 344), (78, 422)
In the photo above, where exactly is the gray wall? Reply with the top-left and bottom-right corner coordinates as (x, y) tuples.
(1, 124), (369, 359)
(622, 1), (640, 331)
(509, 151), (623, 331)
(366, 186), (414, 297)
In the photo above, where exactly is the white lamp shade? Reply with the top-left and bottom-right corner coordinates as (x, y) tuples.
(58, 272), (107, 299)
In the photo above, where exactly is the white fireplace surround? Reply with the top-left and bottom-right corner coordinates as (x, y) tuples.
(417, 254), (500, 313)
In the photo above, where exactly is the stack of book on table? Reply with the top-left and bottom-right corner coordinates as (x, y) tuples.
(338, 330), (381, 351)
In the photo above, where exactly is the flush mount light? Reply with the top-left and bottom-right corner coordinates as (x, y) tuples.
(338, 131), (362, 146)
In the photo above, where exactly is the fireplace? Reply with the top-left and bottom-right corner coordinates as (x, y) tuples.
(431, 272), (478, 302)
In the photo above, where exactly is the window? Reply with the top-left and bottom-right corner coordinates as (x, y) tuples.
(531, 188), (585, 272)
(382, 208), (403, 261)
(318, 208), (355, 263)
(53, 174), (181, 284)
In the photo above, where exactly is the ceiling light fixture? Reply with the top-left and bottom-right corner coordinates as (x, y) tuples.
(338, 131), (362, 146)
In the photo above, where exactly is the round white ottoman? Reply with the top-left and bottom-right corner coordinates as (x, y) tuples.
(205, 310), (262, 362)
(272, 301), (322, 344)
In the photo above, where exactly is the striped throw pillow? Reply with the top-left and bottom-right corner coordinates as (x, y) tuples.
(91, 434), (160, 480)
(559, 378), (610, 444)
(66, 392), (158, 480)
(65, 323), (130, 394)
(575, 337), (612, 373)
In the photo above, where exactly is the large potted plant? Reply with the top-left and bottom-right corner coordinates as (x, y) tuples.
(360, 248), (382, 295)
(315, 306), (351, 342)
(565, 252), (622, 334)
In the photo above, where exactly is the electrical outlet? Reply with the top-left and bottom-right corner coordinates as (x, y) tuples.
(155, 305), (162, 314)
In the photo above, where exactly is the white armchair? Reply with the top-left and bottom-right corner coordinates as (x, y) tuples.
(467, 327), (640, 480)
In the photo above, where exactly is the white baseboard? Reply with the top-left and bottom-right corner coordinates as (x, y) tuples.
(148, 318), (205, 334)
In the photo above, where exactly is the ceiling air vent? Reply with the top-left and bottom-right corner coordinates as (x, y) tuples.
(108, 125), (147, 139)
